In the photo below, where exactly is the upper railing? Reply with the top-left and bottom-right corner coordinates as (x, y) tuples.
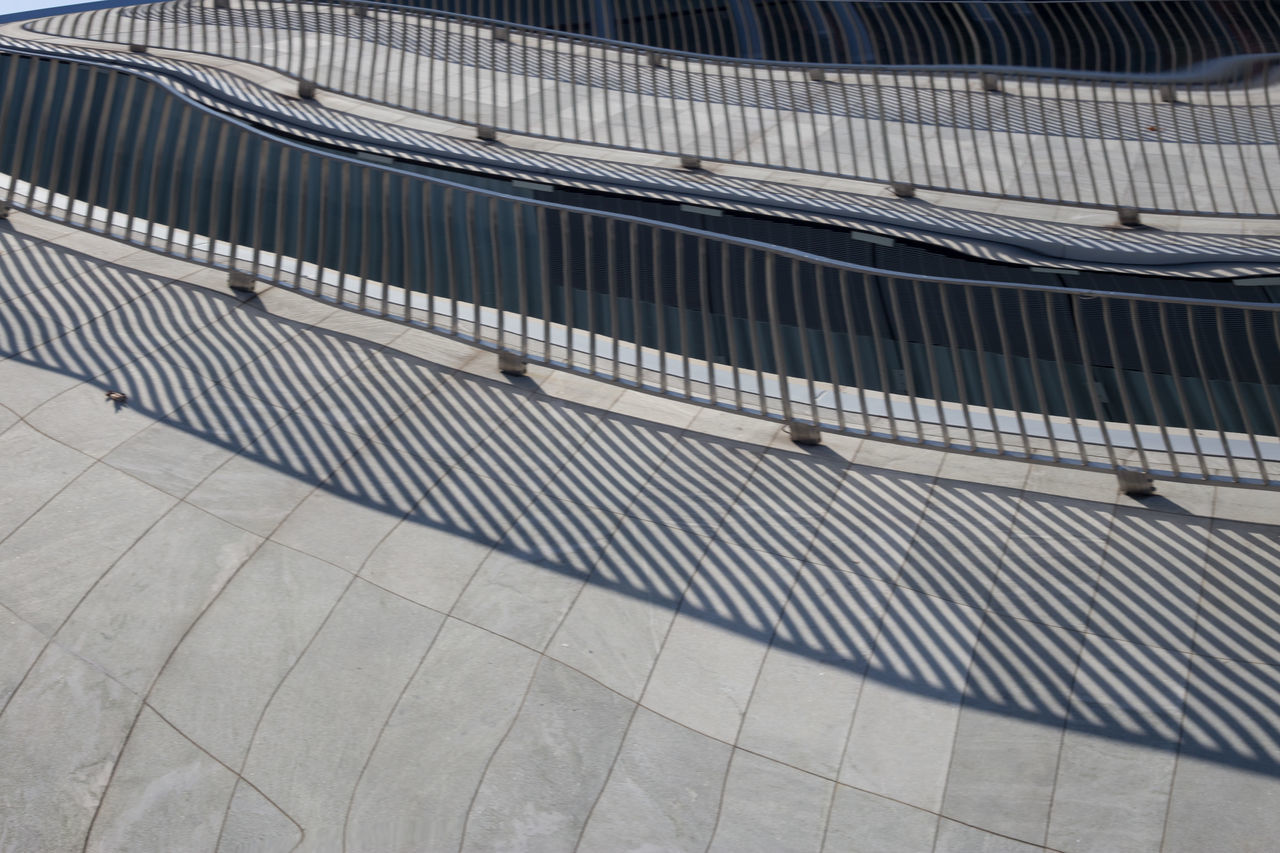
(24, 0), (1280, 217)
(357, 0), (1280, 72)
(2, 48), (1277, 486)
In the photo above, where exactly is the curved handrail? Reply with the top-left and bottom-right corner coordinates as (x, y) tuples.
(2, 47), (1277, 486)
(25, 0), (1280, 217)
(237, 0), (1280, 86)
(319, 0), (1280, 73)
(62, 0), (1280, 87)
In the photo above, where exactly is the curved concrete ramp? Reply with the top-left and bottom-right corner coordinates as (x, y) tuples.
(2, 216), (1279, 852)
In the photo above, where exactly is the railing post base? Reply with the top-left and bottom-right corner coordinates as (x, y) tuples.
(890, 181), (915, 198)
(647, 51), (664, 68)
(497, 351), (527, 376)
(1158, 84), (1176, 103)
(352, 4), (368, 18)
(129, 44), (147, 54)
(297, 79), (317, 99)
(679, 155), (701, 170)
(228, 270), (257, 294)
(1117, 467), (1156, 496)
(1116, 206), (1142, 227)
(980, 72), (1000, 92)
(0, 203), (10, 220)
(476, 125), (498, 141)
(213, 0), (230, 9)
(789, 420), (822, 446)
(492, 26), (509, 42)
(807, 68), (825, 82)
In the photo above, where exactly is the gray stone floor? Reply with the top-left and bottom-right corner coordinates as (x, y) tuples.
(3, 215), (1280, 852)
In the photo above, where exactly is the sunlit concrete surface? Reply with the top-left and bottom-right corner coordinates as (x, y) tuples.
(2, 214), (1280, 851)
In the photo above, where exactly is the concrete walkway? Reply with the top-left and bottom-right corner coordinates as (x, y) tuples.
(2, 214), (1279, 851)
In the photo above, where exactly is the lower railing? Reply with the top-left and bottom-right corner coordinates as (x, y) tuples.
(23, 0), (1280, 218)
(2, 49), (1278, 485)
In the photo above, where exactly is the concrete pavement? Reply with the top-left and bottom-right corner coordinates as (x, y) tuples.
(2, 214), (1279, 851)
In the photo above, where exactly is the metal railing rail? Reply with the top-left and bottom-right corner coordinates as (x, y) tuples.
(1, 49), (1278, 485)
(341, 1), (1280, 73)
(24, 0), (1280, 218)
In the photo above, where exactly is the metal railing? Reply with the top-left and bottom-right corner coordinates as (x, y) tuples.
(352, 0), (1280, 72)
(2, 49), (1277, 486)
(24, 0), (1280, 218)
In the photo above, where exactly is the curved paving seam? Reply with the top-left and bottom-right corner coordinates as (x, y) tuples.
(211, 573), (362, 851)
(188, 377), (398, 846)
(1036, 497), (1127, 852)
(928, 481), (1044, 850)
(707, 558), (812, 852)
(315, 593), (1061, 850)
(454, 655), (548, 853)
(568, 427), (775, 850)
(0, 501), (193, 849)
(522, 625), (1072, 851)
(142, 704), (305, 840)
(0, 473), (178, 710)
(338, 614), (447, 852)
(823, 471), (942, 840)
(1153, 514), (1222, 853)
(0, 594), (302, 850)
(337, 468), (504, 852)
(566, 535), (722, 849)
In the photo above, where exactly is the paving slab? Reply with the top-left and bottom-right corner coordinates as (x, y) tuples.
(541, 412), (682, 515)
(84, 707), (236, 853)
(1046, 713), (1179, 853)
(1193, 520), (1280, 666)
(460, 659), (634, 852)
(546, 517), (712, 699)
(821, 786), (939, 853)
(840, 587), (986, 810)
(940, 711), (1063, 846)
(576, 707), (731, 852)
(0, 462), (177, 635)
(1086, 510), (1212, 652)
(460, 393), (603, 493)
(708, 750), (833, 853)
(184, 412), (368, 537)
(807, 464), (934, 581)
(718, 449), (848, 561)
(216, 781), (302, 853)
(0, 603), (45, 710)
(893, 482), (1023, 607)
(986, 493), (1113, 631)
(450, 494), (622, 649)
(737, 567), (891, 777)
(23, 359), (217, 459)
(239, 579), (443, 852)
(642, 541), (801, 743)
(55, 502), (262, 694)
(146, 541), (351, 769)
(0, 643), (141, 853)
(0, 420), (92, 539)
(345, 619), (539, 851)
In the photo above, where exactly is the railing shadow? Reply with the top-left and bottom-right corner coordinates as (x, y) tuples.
(3, 229), (1278, 778)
